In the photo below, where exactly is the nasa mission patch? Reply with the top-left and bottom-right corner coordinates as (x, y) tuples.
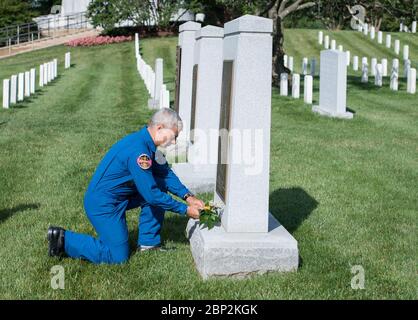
(137, 154), (152, 170)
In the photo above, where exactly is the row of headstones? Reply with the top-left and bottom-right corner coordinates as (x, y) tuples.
(2, 52), (71, 109)
(356, 26), (411, 58)
(284, 48), (416, 121)
(400, 21), (417, 33)
(134, 33), (170, 109)
(279, 73), (313, 103)
(319, 31), (410, 59)
(358, 57), (416, 93)
(283, 55), (317, 76)
(317, 31), (416, 93)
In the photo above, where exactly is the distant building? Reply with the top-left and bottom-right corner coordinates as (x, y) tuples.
(33, 0), (195, 31)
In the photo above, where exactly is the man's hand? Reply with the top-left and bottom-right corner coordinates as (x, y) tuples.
(186, 196), (205, 210)
(186, 206), (200, 219)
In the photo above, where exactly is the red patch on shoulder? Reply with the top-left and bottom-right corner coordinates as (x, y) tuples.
(137, 154), (152, 170)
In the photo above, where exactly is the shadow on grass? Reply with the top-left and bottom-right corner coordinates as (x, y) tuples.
(0, 203), (40, 224)
(269, 187), (318, 233)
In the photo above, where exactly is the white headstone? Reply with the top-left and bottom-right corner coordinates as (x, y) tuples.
(288, 56), (294, 72)
(370, 26), (375, 39)
(186, 15), (298, 279)
(394, 40), (400, 55)
(377, 31), (383, 44)
(361, 62), (369, 83)
(171, 25), (224, 193)
(403, 45), (409, 60)
(362, 57), (368, 68)
(375, 64), (383, 87)
(150, 72), (155, 98)
(338, 45), (343, 52)
(324, 35), (330, 49)
(3, 79), (10, 109)
(364, 23), (369, 35)
(292, 74), (300, 99)
(39, 65), (44, 87)
(390, 59), (399, 91)
(407, 68), (416, 94)
(43, 63), (48, 84)
(10, 75), (17, 104)
(353, 56), (359, 71)
(304, 75), (313, 104)
(302, 57), (308, 75)
(47, 62), (52, 82)
(284, 54), (288, 68)
(135, 33), (139, 58)
(381, 59), (388, 77)
(30, 68), (36, 94)
(162, 85), (170, 109)
(400, 22), (403, 32)
(18, 73), (24, 101)
(310, 58), (316, 76)
(412, 21), (417, 33)
(371, 58), (377, 76)
(65, 52), (71, 69)
(24, 71), (30, 97)
(386, 34), (391, 48)
(280, 73), (288, 96)
(404, 59), (411, 78)
(346, 51), (350, 66)
(50, 61), (55, 80)
(177, 21), (201, 143)
(149, 58), (163, 108)
(53, 59), (58, 78)
(318, 31), (323, 45)
(331, 39), (336, 50)
(313, 50), (353, 119)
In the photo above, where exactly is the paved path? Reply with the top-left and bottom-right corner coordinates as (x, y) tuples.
(0, 29), (100, 59)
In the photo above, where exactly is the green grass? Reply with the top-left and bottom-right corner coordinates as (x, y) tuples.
(0, 30), (417, 299)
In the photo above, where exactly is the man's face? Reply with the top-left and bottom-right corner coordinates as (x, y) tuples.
(155, 125), (179, 147)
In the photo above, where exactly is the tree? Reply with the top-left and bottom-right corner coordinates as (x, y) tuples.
(261, 1), (317, 86)
(86, 0), (121, 32)
(0, 0), (37, 28)
(87, 0), (190, 32)
(206, 1), (317, 86)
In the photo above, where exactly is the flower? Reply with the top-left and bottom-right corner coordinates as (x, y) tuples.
(199, 203), (221, 230)
(65, 35), (133, 47)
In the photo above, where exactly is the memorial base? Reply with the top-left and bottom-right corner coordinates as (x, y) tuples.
(186, 213), (299, 280)
(312, 105), (354, 119)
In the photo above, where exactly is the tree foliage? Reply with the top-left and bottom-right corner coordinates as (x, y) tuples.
(0, 0), (37, 28)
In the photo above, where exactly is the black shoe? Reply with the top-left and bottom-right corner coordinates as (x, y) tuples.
(47, 226), (66, 257)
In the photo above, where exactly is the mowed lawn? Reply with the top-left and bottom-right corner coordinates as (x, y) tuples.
(0, 29), (417, 299)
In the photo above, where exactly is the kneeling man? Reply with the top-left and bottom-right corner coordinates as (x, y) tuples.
(47, 108), (203, 264)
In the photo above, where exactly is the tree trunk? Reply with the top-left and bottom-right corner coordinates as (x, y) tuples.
(272, 17), (290, 88)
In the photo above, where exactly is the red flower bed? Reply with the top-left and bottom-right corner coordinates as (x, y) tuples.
(66, 35), (133, 47)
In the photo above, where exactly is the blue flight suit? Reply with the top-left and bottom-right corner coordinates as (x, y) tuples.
(64, 126), (190, 264)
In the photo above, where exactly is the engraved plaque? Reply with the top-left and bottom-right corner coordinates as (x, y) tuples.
(216, 61), (233, 203)
(190, 64), (198, 144)
(174, 46), (182, 113)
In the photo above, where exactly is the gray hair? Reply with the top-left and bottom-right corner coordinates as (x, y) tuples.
(149, 108), (183, 130)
